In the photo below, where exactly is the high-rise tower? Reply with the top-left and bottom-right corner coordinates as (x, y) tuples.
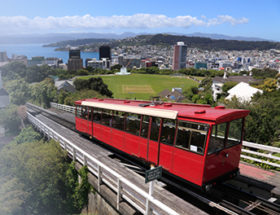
(172, 42), (187, 71)
(68, 48), (83, 71)
(99, 46), (111, 60)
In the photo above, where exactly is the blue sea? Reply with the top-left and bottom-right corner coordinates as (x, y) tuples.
(0, 43), (99, 66)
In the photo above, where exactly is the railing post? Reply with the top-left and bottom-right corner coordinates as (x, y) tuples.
(73, 148), (76, 162)
(117, 178), (122, 210)
(145, 180), (154, 215)
(83, 154), (87, 166)
(98, 165), (102, 192)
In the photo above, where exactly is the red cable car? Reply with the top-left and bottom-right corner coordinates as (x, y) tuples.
(74, 98), (249, 189)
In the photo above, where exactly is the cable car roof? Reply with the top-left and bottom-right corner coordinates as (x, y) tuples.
(75, 98), (249, 123)
(81, 101), (178, 119)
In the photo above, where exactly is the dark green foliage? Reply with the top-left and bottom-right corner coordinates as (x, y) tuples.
(74, 77), (113, 97)
(57, 90), (70, 104)
(226, 90), (280, 145)
(30, 78), (57, 108)
(191, 86), (199, 94)
(76, 69), (89, 76)
(74, 166), (91, 210)
(183, 77), (215, 105)
(1, 62), (27, 81)
(0, 105), (21, 135)
(1, 62), (57, 83)
(252, 68), (278, 79)
(222, 81), (238, 93)
(0, 127), (92, 215)
(110, 64), (122, 70)
(14, 126), (41, 144)
(5, 79), (31, 105)
(63, 90), (104, 106)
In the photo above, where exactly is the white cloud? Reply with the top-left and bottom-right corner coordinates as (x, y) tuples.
(0, 14), (248, 33)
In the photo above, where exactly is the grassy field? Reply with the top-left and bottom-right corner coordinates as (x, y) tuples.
(79, 74), (199, 100)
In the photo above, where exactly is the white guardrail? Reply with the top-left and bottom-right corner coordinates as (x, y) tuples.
(50, 102), (280, 169)
(27, 112), (179, 215)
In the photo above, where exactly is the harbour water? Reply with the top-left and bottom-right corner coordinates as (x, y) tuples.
(0, 43), (99, 65)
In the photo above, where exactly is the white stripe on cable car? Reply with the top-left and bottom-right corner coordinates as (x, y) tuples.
(81, 101), (178, 119)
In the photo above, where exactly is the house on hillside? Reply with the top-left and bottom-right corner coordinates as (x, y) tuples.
(158, 88), (185, 102)
(225, 82), (263, 102)
(55, 80), (76, 93)
(212, 72), (258, 101)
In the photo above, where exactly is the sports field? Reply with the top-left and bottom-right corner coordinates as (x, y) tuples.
(79, 74), (200, 100)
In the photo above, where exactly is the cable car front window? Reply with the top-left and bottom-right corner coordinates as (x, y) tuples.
(208, 123), (227, 155)
(227, 118), (243, 147)
(175, 121), (208, 155)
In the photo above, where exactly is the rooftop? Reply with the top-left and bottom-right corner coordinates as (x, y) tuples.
(75, 98), (249, 124)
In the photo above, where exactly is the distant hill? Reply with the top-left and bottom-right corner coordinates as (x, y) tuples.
(44, 38), (114, 49)
(104, 34), (280, 51)
(1, 32), (275, 46)
(184, 32), (271, 42)
(0, 32), (135, 45)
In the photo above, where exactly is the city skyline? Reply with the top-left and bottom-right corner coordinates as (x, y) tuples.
(0, 0), (279, 41)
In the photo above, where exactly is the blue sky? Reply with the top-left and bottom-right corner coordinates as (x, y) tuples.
(0, 0), (279, 40)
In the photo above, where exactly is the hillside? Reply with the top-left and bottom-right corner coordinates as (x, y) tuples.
(46, 34), (280, 51)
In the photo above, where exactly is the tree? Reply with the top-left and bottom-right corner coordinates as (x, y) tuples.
(73, 77), (113, 97)
(0, 105), (21, 134)
(259, 78), (278, 92)
(25, 65), (55, 83)
(222, 81), (238, 93)
(64, 90), (104, 106)
(252, 68), (278, 79)
(0, 127), (92, 214)
(111, 64), (122, 71)
(30, 78), (57, 108)
(5, 79), (31, 105)
(1, 62), (27, 81)
(225, 91), (280, 145)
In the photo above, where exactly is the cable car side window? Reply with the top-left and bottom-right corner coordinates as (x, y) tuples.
(101, 109), (112, 126)
(227, 118), (243, 147)
(140, 115), (150, 138)
(175, 121), (208, 154)
(160, 119), (176, 145)
(93, 108), (102, 123)
(150, 117), (161, 142)
(112, 111), (125, 130)
(208, 123), (227, 155)
(125, 113), (141, 136)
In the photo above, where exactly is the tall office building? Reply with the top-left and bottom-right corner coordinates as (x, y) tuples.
(0, 52), (8, 62)
(99, 46), (111, 60)
(172, 42), (187, 71)
(68, 48), (83, 71)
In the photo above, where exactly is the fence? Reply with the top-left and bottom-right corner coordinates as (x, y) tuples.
(50, 102), (280, 169)
(27, 112), (179, 215)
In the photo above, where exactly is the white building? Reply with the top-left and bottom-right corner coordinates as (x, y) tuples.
(225, 82), (263, 102)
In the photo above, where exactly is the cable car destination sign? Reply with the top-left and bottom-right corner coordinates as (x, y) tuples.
(145, 166), (162, 183)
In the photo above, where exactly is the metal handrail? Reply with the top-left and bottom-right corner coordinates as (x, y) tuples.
(50, 102), (280, 169)
(27, 112), (179, 215)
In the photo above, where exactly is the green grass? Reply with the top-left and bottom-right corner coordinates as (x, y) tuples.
(79, 74), (199, 100)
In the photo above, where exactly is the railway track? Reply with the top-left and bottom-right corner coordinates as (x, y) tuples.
(26, 104), (280, 215)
